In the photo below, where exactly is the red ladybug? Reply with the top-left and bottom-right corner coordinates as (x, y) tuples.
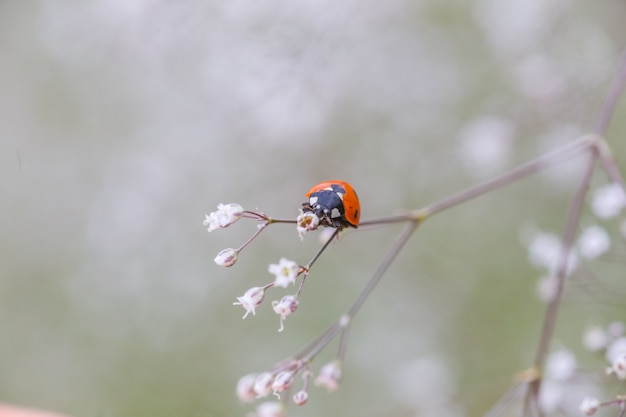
(302, 180), (360, 229)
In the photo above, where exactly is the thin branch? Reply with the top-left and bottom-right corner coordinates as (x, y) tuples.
(595, 49), (626, 135)
(524, 148), (598, 415)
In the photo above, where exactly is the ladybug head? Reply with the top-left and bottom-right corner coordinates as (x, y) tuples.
(302, 190), (347, 229)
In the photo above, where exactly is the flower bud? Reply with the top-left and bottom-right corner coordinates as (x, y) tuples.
(214, 248), (238, 267)
(315, 360), (342, 392)
(253, 372), (274, 398)
(579, 397), (600, 415)
(272, 295), (299, 332)
(292, 390), (308, 406)
(236, 373), (257, 403)
(271, 371), (294, 397)
(233, 287), (265, 319)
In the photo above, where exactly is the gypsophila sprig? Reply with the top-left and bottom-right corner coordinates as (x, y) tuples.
(203, 58), (626, 416)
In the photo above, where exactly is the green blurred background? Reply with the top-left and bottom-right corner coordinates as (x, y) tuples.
(1, 1), (626, 416)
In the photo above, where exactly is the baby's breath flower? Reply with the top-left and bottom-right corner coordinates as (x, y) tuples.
(292, 389), (308, 406)
(272, 295), (299, 332)
(268, 258), (300, 288)
(591, 183), (626, 219)
(236, 374), (257, 403)
(204, 203), (244, 232)
(605, 337), (626, 363)
(315, 360), (342, 392)
(609, 352), (626, 380)
(583, 326), (608, 352)
(253, 372), (274, 398)
(271, 371), (294, 397)
(579, 397), (600, 416)
(297, 210), (320, 239)
(214, 248), (239, 267)
(577, 225), (610, 259)
(545, 349), (576, 381)
(254, 401), (285, 417)
(233, 287), (265, 319)
(527, 232), (578, 275)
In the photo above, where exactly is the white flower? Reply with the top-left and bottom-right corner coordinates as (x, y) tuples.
(214, 248), (238, 267)
(292, 389), (308, 406)
(545, 349), (576, 381)
(254, 401), (285, 417)
(203, 203), (244, 232)
(577, 225), (610, 259)
(527, 231), (578, 275)
(272, 295), (299, 332)
(609, 352), (626, 380)
(591, 183), (626, 219)
(582, 326), (608, 352)
(605, 337), (626, 363)
(296, 210), (320, 239)
(233, 287), (265, 319)
(579, 397), (600, 415)
(268, 258), (300, 288)
(253, 372), (274, 398)
(315, 360), (342, 392)
(236, 374), (257, 403)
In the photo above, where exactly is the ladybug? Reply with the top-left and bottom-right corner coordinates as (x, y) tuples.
(302, 180), (360, 229)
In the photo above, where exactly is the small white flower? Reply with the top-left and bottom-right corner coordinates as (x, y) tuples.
(254, 401), (285, 417)
(582, 326), (608, 352)
(545, 349), (576, 381)
(605, 337), (626, 363)
(271, 371), (294, 397)
(315, 360), (342, 392)
(253, 372), (274, 398)
(579, 397), (600, 416)
(577, 225), (610, 259)
(236, 374), (257, 403)
(214, 248), (238, 267)
(610, 352), (626, 380)
(203, 203), (244, 232)
(233, 287), (265, 319)
(268, 258), (300, 288)
(538, 380), (563, 415)
(293, 389), (308, 406)
(297, 210), (320, 239)
(272, 295), (299, 332)
(591, 183), (626, 219)
(527, 232), (578, 275)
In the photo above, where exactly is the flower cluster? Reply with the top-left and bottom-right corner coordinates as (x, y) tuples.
(203, 201), (352, 414)
(235, 359), (342, 413)
(525, 182), (626, 302)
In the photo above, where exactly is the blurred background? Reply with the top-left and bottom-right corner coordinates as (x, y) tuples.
(1, 1), (626, 416)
